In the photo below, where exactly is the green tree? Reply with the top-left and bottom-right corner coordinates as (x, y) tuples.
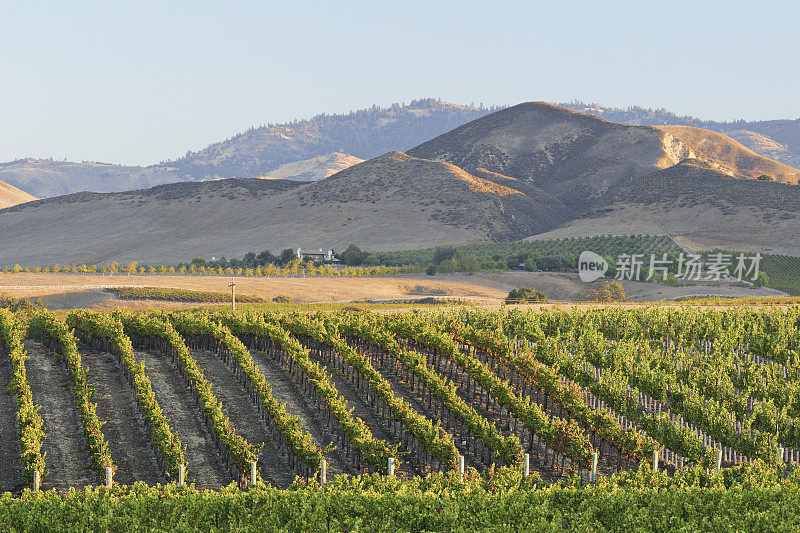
(280, 249), (296, 265)
(340, 244), (368, 266)
(752, 271), (770, 288)
(432, 246), (456, 265)
(456, 254), (480, 274)
(242, 252), (257, 267)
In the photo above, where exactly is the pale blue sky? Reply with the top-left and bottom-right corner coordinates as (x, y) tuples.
(1, 0), (798, 166)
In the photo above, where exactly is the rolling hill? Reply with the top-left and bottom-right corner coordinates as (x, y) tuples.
(560, 102), (800, 170)
(2, 102), (799, 265)
(408, 102), (800, 210)
(0, 152), (567, 265)
(409, 102), (692, 210)
(0, 179), (36, 209)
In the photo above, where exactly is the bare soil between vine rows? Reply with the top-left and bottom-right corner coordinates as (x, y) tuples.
(24, 340), (96, 491)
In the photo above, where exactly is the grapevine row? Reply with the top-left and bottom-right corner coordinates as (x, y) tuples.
(167, 312), (326, 477)
(332, 312), (522, 467)
(66, 311), (185, 479)
(278, 312), (460, 471)
(0, 309), (46, 484)
(394, 313), (658, 459)
(450, 309), (784, 465)
(27, 311), (114, 477)
(440, 312), (711, 466)
(382, 312), (597, 468)
(217, 312), (397, 473)
(119, 312), (261, 485)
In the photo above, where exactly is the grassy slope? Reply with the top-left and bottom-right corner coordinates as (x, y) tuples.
(657, 126), (800, 184)
(0, 179), (37, 209)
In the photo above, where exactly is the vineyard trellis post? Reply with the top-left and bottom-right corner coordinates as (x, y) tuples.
(229, 277), (236, 311)
(458, 455), (465, 480)
(250, 461), (257, 487)
(178, 464), (185, 486)
(33, 470), (40, 491)
(320, 459), (327, 486)
(523, 453), (530, 478)
(590, 452), (598, 482)
(388, 457), (395, 476)
(105, 467), (113, 487)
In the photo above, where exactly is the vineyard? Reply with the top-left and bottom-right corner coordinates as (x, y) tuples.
(109, 286), (265, 303)
(762, 254), (800, 295)
(1, 305), (800, 528)
(365, 234), (683, 266)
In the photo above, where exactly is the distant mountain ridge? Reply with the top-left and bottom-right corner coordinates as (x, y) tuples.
(2, 99), (498, 198)
(263, 153), (364, 182)
(163, 99), (500, 179)
(4, 98), (799, 199)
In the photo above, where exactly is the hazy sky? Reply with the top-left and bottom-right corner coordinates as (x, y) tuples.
(1, 0), (798, 166)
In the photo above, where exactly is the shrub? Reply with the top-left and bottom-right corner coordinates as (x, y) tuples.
(505, 287), (547, 304)
(580, 280), (627, 302)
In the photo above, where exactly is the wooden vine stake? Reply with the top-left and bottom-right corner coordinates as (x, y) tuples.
(105, 466), (113, 487)
(33, 470), (40, 492)
(458, 455), (465, 481)
(652, 449), (660, 472)
(716, 449), (723, 473)
(388, 457), (395, 477)
(178, 464), (185, 487)
(250, 461), (257, 487)
(320, 459), (327, 486)
(523, 453), (530, 478)
(590, 452), (598, 482)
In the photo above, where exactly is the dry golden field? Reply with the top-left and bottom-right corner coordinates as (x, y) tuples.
(0, 271), (789, 311)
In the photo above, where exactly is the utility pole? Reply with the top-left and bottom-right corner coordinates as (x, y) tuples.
(229, 277), (236, 311)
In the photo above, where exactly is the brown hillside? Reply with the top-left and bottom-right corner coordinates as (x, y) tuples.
(656, 126), (800, 184)
(409, 102), (800, 212)
(0, 179), (36, 209)
(528, 160), (800, 254)
(408, 102), (691, 211)
(291, 151), (570, 240)
(0, 152), (570, 265)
